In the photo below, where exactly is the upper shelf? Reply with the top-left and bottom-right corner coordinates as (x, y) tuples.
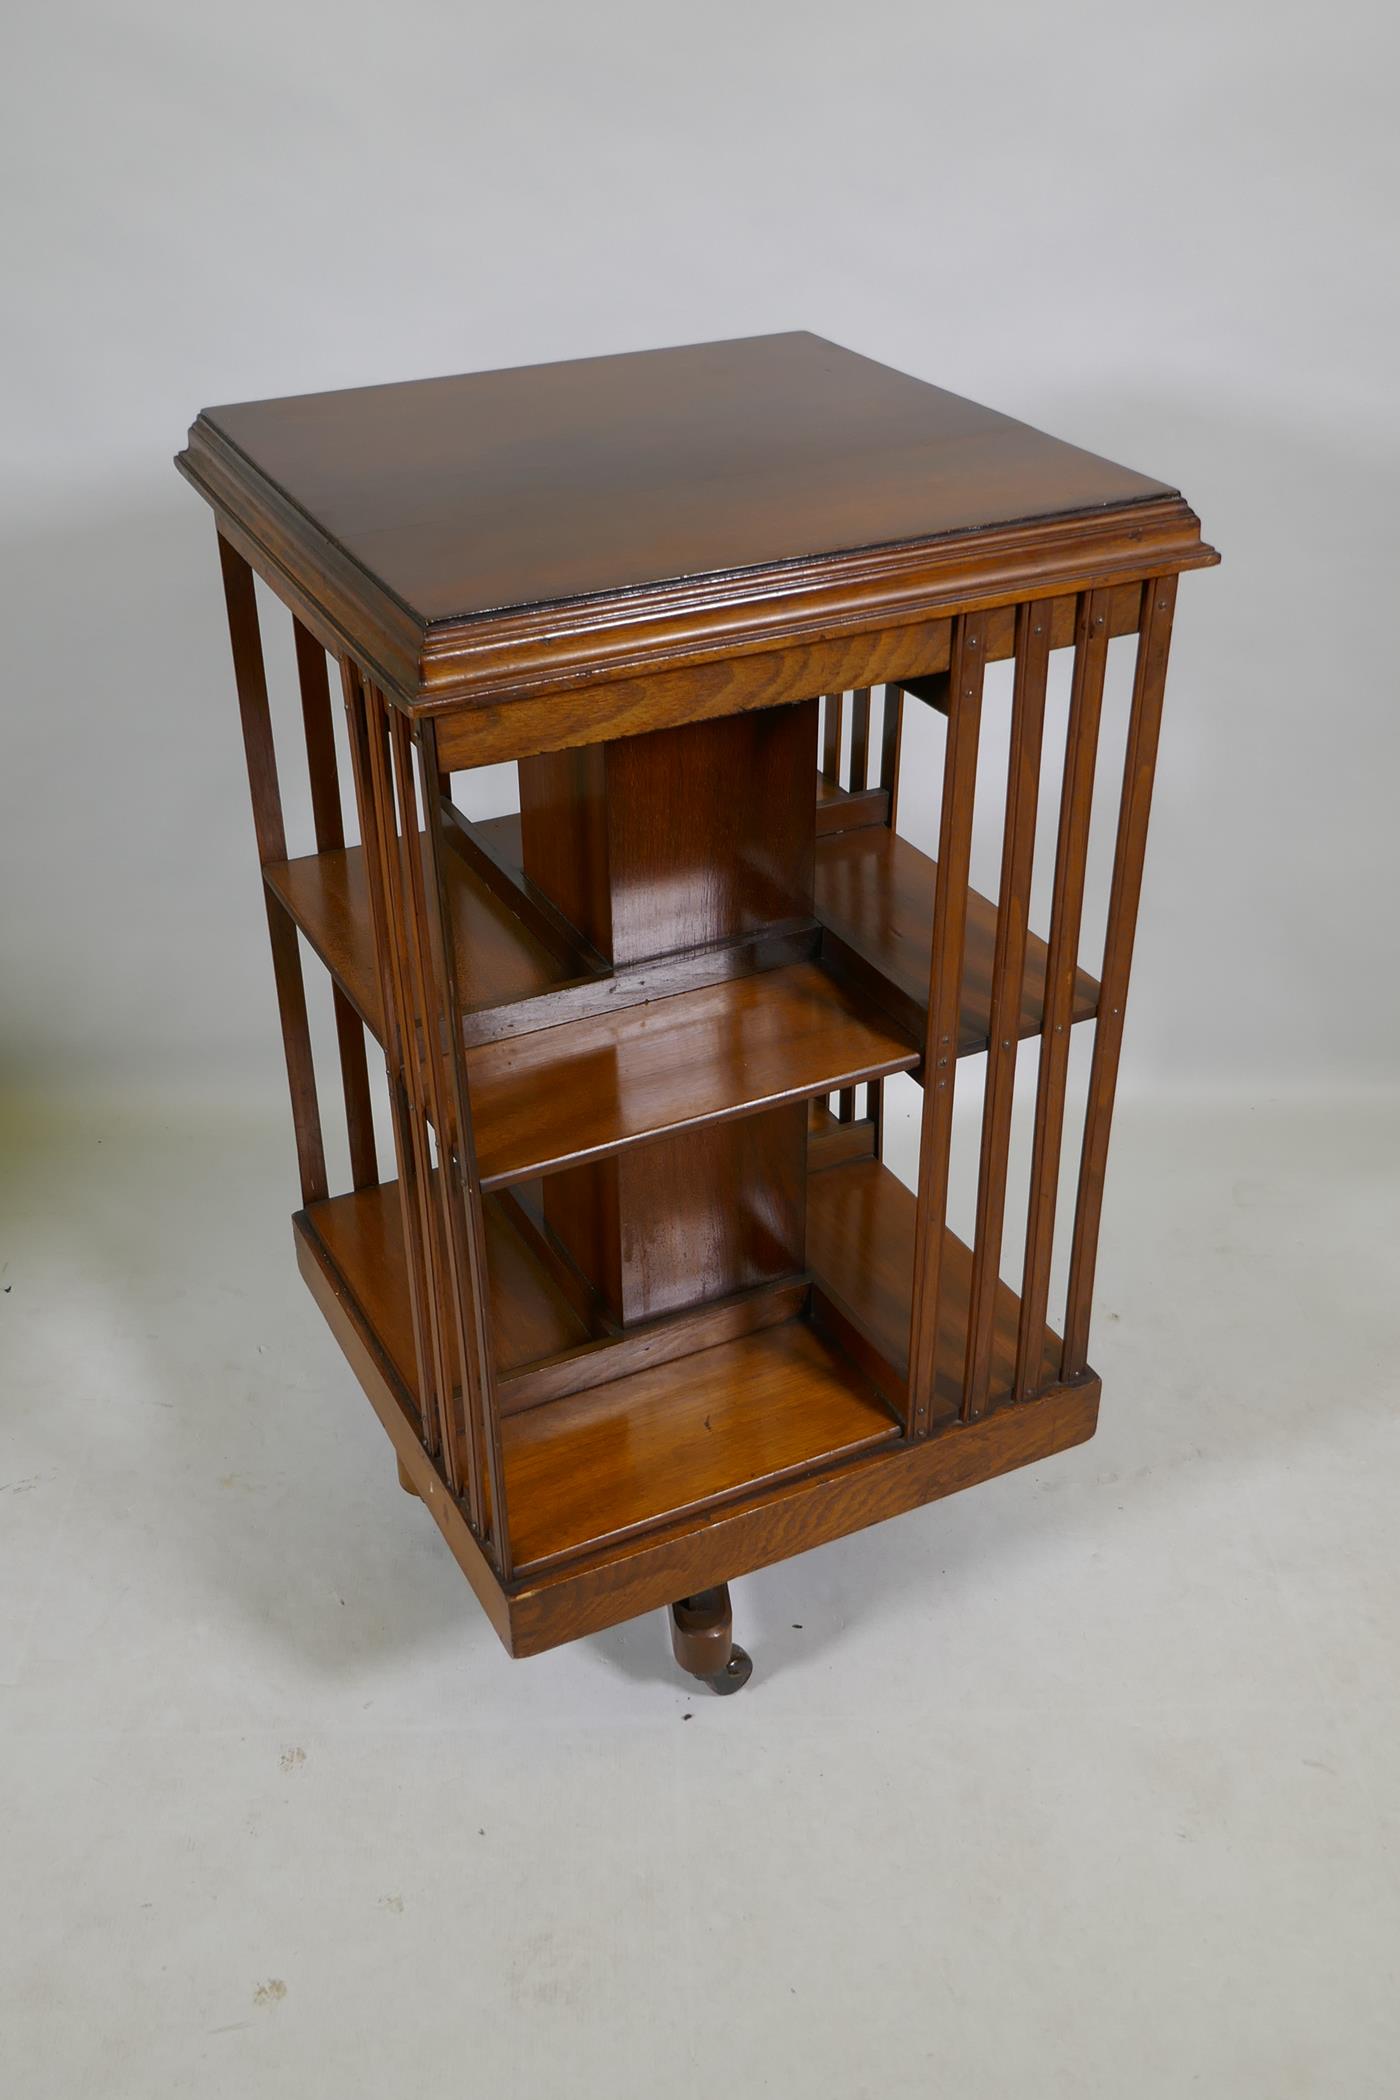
(265, 833), (573, 1039)
(464, 961), (919, 1189)
(814, 825), (1099, 1051)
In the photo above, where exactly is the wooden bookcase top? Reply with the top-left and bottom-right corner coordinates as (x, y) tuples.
(178, 333), (1216, 715)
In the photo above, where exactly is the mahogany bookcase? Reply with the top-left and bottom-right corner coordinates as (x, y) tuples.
(177, 333), (1217, 1693)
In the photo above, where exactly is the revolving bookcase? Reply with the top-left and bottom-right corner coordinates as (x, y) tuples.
(177, 333), (1217, 1691)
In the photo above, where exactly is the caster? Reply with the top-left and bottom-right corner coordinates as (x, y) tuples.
(707, 1644), (753, 1696)
(396, 1456), (419, 1497)
(669, 1585), (754, 1694)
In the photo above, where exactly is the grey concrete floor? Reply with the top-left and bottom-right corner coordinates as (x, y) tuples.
(2, 1091), (1397, 2098)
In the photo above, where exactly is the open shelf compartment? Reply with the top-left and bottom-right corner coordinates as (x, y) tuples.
(296, 1143), (1073, 1580)
(465, 959), (917, 1188)
(807, 1153), (1064, 1420)
(297, 1179), (899, 1577)
(815, 824), (1099, 1051)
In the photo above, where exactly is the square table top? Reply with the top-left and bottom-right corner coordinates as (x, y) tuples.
(188, 332), (1180, 627)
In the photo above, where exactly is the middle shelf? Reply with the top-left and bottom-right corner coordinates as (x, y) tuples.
(464, 960), (917, 1188)
(265, 792), (1101, 1189)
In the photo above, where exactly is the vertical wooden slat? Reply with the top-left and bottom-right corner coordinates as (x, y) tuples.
(1015, 587), (1113, 1400)
(341, 664), (445, 1465)
(962, 601), (1054, 1420)
(216, 530), (327, 1206)
(293, 617), (377, 1191)
(827, 685), (857, 1124)
(907, 612), (987, 1435)
(820, 692), (845, 782)
(848, 687), (871, 792)
(383, 710), (474, 1509)
(362, 694), (467, 1498)
(1061, 577), (1178, 1377)
(419, 718), (513, 1580)
(867, 684), (905, 1157)
(389, 708), (501, 1545)
(878, 684), (905, 832)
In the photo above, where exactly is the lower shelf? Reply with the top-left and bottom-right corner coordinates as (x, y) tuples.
(807, 1154), (1064, 1416)
(294, 1168), (1100, 1654)
(299, 1178), (899, 1576)
(303, 1179), (593, 1392)
(299, 1146), (1072, 1579)
(502, 1321), (898, 1573)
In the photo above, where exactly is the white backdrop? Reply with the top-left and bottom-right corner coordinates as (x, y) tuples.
(3, 0), (1397, 1101)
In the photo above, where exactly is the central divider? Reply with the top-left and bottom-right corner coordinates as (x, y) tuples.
(516, 702), (825, 1328)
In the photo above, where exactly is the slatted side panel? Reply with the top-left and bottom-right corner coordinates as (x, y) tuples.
(217, 533), (329, 1207)
(904, 580), (1177, 1434)
(340, 671), (510, 1571)
(292, 617), (378, 1192)
(962, 602), (1053, 1420)
(1061, 578), (1177, 1377)
(907, 614), (986, 1434)
(819, 685), (886, 1131)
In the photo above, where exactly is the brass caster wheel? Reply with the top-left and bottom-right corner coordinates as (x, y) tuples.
(396, 1456), (419, 1497)
(706, 1644), (753, 1696)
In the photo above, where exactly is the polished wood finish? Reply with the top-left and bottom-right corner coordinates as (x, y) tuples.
(669, 1586), (752, 1691)
(185, 335), (1215, 1681)
(808, 1157), (1063, 1421)
(815, 824), (1099, 1051)
(264, 832), (571, 1040)
(190, 333), (1178, 624)
(462, 962), (918, 1190)
(1062, 578), (1177, 1376)
(1015, 590), (1112, 1402)
(909, 613), (987, 1434)
(963, 602), (1053, 1419)
(218, 533), (327, 1207)
(522, 704), (816, 965)
(181, 336), (1214, 730)
(502, 1319), (897, 1574)
(295, 1194), (1099, 1658)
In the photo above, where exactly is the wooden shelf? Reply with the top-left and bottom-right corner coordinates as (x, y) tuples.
(464, 961), (919, 1189)
(815, 826), (1099, 1051)
(265, 834), (573, 1042)
(301, 1180), (593, 1394)
(501, 1321), (898, 1572)
(816, 773), (890, 836)
(298, 1174), (901, 1577)
(807, 1154), (1063, 1417)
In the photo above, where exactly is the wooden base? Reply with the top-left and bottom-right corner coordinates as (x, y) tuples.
(669, 1585), (753, 1695)
(292, 1158), (1100, 1661)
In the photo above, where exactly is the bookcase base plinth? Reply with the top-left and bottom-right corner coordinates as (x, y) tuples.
(293, 1190), (1099, 1660)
